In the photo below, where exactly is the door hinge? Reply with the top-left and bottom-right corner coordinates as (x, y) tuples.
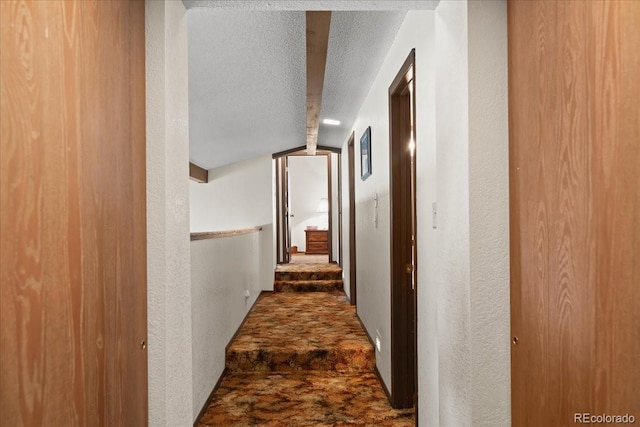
(406, 263), (415, 290)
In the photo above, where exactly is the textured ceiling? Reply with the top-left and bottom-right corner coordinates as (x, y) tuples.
(318, 11), (406, 148)
(187, 2), (438, 170)
(188, 10), (306, 169)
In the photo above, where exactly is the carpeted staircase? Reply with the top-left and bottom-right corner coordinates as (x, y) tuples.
(226, 263), (375, 373)
(197, 260), (415, 426)
(273, 265), (344, 292)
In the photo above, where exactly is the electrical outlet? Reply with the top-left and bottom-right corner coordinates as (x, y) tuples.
(244, 290), (250, 299)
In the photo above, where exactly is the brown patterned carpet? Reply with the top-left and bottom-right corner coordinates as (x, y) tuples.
(226, 293), (374, 373)
(198, 372), (415, 427)
(275, 261), (342, 278)
(197, 261), (415, 426)
(274, 256), (343, 292)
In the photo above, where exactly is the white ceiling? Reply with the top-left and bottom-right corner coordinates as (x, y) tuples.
(186, 2), (438, 170)
(188, 10), (306, 169)
(318, 11), (405, 148)
(183, 1), (439, 11)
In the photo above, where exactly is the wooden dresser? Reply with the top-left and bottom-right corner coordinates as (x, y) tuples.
(305, 229), (328, 255)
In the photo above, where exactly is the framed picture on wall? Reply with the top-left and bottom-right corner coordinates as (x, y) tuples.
(360, 126), (372, 180)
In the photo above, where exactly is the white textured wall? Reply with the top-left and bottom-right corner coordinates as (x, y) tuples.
(288, 156), (328, 252)
(341, 4), (509, 426)
(435, 1), (510, 426)
(347, 10), (436, 396)
(467, 1), (510, 425)
(189, 155), (273, 232)
(191, 229), (267, 419)
(413, 12), (439, 427)
(435, 2), (472, 424)
(146, 0), (193, 425)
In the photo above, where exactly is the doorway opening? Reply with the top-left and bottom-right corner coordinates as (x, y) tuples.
(273, 146), (342, 265)
(389, 49), (418, 410)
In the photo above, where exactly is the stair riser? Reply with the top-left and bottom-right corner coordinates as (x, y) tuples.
(275, 271), (342, 281)
(226, 349), (375, 373)
(274, 281), (343, 292)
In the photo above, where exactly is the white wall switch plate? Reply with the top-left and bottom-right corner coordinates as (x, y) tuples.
(432, 202), (437, 229)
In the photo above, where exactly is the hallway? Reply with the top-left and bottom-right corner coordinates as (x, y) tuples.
(197, 256), (415, 426)
(5, 1), (638, 425)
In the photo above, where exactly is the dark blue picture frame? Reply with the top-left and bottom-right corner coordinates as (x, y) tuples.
(360, 126), (372, 180)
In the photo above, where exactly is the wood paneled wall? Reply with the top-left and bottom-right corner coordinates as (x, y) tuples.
(0, 1), (147, 425)
(509, 1), (640, 425)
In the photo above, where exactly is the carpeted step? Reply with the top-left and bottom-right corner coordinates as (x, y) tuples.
(198, 371), (415, 426)
(274, 269), (342, 282)
(225, 292), (375, 374)
(274, 279), (343, 292)
(206, 263), (402, 426)
(226, 345), (375, 373)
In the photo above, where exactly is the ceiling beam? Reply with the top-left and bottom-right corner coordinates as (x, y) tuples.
(306, 11), (331, 156)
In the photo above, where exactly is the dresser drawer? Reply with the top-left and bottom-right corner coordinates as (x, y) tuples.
(307, 231), (328, 242)
(307, 242), (328, 253)
(305, 229), (328, 254)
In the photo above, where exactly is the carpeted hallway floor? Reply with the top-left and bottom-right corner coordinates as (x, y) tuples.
(197, 255), (415, 426)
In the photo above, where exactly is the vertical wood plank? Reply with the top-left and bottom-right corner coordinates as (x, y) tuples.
(591, 0), (640, 417)
(550, 2), (594, 422)
(126, 1), (149, 423)
(509, 0), (640, 425)
(0, 1), (147, 425)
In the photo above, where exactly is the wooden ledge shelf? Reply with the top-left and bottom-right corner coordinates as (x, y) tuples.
(190, 227), (263, 241)
(189, 162), (208, 183)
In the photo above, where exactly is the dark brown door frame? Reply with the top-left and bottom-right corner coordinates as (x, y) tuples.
(347, 133), (357, 305)
(389, 49), (418, 410)
(272, 144), (341, 158)
(328, 151), (344, 266)
(275, 158), (282, 263)
(327, 153), (333, 262)
(274, 149), (341, 263)
(275, 156), (291, 264)
(283, 157), (291, 263)
(337, 152), (343, 267)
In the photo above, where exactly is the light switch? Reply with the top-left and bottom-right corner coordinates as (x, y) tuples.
(432, 202), (437, 229)
(374, 192), (379, 227)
